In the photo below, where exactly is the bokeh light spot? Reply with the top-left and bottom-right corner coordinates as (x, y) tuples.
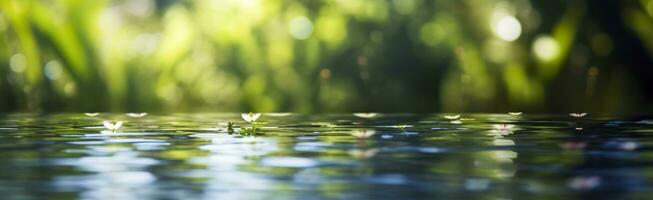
(10, 54), (27, 73)
(532, 35), (560, 62)
(289, 16), (313, 40)
(493, 16), (522, 42)
(44, 60), (63, 80)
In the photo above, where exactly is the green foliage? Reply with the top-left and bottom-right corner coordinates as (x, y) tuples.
(0, 0), (651, 113)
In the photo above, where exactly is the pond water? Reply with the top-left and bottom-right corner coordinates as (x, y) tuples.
(1, 113), (652, 199)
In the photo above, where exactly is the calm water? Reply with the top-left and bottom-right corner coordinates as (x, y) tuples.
(1, 113), (652, 200)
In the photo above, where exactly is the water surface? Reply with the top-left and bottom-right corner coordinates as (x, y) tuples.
(1, 113), (652, 199)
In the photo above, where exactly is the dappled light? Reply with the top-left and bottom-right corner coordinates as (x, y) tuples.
(0, 0), (651, 113)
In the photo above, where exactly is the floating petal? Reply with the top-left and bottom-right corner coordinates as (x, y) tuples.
(569, 113), (587, 118)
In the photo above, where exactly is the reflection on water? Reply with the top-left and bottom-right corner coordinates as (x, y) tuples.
(0, 113), (652, 199)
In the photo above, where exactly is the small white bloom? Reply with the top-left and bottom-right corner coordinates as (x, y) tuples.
(350, 129), (376, 138)
(569, 113), (587, 118)
(85, 113), (100, 117)
(508, 112), (522, 116)
(241, 112), (261, 123)
(126, 113), (147, 118)
(103, 120), (124, 132)
(353, 113), (378, 119)
(444, 115), (461, 120)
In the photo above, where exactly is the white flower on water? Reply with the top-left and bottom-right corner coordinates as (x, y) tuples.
(444, 115), (461, 120)
(353, 113), (378, 119)
(569, 113), (587, 118)
(508, 112), (522, 116)
(241, 112), (261, 123)
(126, 113), (147, 118)
(85, 113), (99, 117)
(350, 129), (376, 138)
(103, 120), (123, 132)
(450, 120), (463, 124)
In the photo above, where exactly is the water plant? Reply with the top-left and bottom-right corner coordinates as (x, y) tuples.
(224, 121), (235, 134)
(444, 115), (461, 120)
(240, 113), (262, 135)
(239, 127), (260, 136)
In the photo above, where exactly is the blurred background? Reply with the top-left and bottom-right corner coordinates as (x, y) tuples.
(0, 0), (652, 113)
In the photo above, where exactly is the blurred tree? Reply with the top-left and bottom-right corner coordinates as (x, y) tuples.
(0, 0), (651, 113)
